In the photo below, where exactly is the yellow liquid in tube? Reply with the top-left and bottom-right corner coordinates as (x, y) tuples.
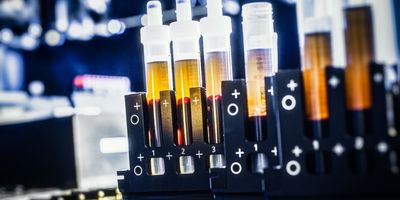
(146, 61), (171, 147)
(146, 61), (171, 101)
(175, 59), (201, 145)
(303, 33), (332, 121)
(205, 51), (232, 144)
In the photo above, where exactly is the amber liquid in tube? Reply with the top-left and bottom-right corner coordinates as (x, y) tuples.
(175, 59), (201, 145)
(344, 6), (374, 137)
(146, 61), (172, 147)
(205, 51), (232, 144)
(246, 49), (273, 141)
(344, 7), (373, 111)
(303, 33), (332, 138)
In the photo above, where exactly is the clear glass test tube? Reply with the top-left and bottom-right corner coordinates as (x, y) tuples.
(242, 2), (275, 142)
(200, 0), (233, 144)
(170, 0), (202, 146)
(140, 1), (173, 147)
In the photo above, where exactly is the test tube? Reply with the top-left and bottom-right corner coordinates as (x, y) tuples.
(170, 0), (202, 146)
(242, 3), (275, 141)
(140, 1), (173, 147)
(344, 1), (374, 136)
(200, 0), (232, 169)
(200, 0), (233, 144)
(242, 2), (276, 174)
(302, 17), (333, 138)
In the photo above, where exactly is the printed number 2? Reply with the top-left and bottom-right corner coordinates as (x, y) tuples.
(181, 148), (185, 155)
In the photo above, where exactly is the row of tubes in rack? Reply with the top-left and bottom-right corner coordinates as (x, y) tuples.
(139, 0), (398, 153)
(141, 0), (278, 150)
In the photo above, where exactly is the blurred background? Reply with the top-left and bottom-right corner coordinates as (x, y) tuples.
(0, 0), (398, 198)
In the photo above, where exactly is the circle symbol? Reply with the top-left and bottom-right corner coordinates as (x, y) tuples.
(133, 165), (143, 176)
(281, 95), (296, 111)
(227, 103), (239, 116)
(286, 160), (301, 176)
(230, 162), (242, 175)
(130, 114), (140, 125)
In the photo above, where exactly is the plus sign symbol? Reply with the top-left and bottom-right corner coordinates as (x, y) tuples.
(162, 99), (169, 107)
(137, 154), (144, 162)
(192, 96), (200, 105)
(235, 148), (244, 158)
(287, 80), (298, 92)
(232, 89), (240, 99)
(134, 102), (141, 110)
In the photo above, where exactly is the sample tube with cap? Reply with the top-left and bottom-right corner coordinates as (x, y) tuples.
(344, 1), (374, 136)
(170, 0), (201, 174)
(140, 1), (173, 147)
(242, 3), (275, 141)
(170, 0), (202, 146)
(242, 2), (276, 174)
(302, 17), (332, 138)
(200, 0), (232, 168)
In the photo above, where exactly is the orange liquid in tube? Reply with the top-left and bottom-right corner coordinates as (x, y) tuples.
(245, 48), (273, 141)
(175, 59), (201, 145)
(205, 52), (231, 100)
(145, 61), (172, 147)
(303, 33), (332, 120)
(344, 6), (374, 110)
(246, 49), (273, 118)
(170, 0), (202, 147)
(205, 51), (232, 143)
(146, 61), (171, 102)
(141, 1), (173, 147)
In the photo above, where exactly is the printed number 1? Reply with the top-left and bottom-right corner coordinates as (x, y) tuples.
(254, 144), (258, 151)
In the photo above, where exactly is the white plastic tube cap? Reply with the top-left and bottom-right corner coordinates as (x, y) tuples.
(147, 1), (163, 26)
(303, 17), (332, 34)
(140, 1), (171, 63)
(200, 0), (232, 52)
(207, 0), (223, 17)
(170, 0), (200, 61)
(242, 2), (274, 50)
(176, 0), (192, 21)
